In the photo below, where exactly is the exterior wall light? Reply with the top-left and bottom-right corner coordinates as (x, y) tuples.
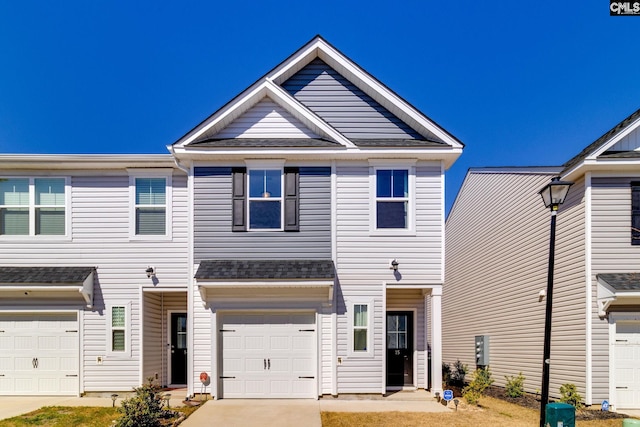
(390, 259), (399, 271)
(146, 266), (155, 278)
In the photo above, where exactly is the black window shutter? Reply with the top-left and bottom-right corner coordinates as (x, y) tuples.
(232, 167), (247, 232)
(632, 182), (640, 245)
(284, 167), (300, 231)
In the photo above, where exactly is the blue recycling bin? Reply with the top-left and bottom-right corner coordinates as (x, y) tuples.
(545, 402), (575, 427)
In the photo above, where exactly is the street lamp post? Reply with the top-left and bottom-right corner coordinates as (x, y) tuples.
(538, 177), (573, 427)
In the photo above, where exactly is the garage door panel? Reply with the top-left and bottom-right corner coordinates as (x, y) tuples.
(615, 325), (640, 409)
(0, 313), (79, 395)
(221, 312), (316, 398)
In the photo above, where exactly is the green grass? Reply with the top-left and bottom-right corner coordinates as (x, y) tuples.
(0, 406), (119, 427)
(0, 405), (200, 427)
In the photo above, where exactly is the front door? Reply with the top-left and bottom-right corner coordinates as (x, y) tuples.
(170, 313), (187, 385)
(386, 312), (413, 387)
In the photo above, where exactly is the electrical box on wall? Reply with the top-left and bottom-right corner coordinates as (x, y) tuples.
(475, 335), (489, 366)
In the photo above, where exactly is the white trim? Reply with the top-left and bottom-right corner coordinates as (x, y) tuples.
(330, 160), (338, 395)
(128, 169), (173, 240)
(139, 287), (144, 387)
(590, 116), (640, 160)
(369, 163), (416, 234)
(0, 176), (70, 240)
(106, 302), (132, 358)
(211, 309), (218, 399)
(585, 172), (593, 405)
(440, 161), (445, 284)
(430, 286), (443, 394)
(187, 162), (195, 397)
(347, 300), (375, 358)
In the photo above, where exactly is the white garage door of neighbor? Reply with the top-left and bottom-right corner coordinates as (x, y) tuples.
(615, 321), (640, 409)
(220, 313), (316, 398)
(0, 313), (79, 395)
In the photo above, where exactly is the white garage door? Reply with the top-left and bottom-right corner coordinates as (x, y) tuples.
(615, 321), (640, 409)
(220, 312), (316, 398)
(0, 313), (79, 395)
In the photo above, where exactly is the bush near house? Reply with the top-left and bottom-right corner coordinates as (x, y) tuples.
(504, 372), (526, 398)
(115, 378), (177, 427)
(463, 366), (494, 405)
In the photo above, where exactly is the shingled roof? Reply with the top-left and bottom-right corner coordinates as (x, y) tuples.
(597, 273), (640, 292)
(195, 259), (335, 281)
(562, 107), (640, 174)
(0, 266), (96, 284)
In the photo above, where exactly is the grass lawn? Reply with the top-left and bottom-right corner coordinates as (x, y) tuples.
(0, 405), (200, 427)
(321, 396), (628, 427)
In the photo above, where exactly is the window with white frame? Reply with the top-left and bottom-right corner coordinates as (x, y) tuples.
(248, 169), (282, 230)
(0, 177), (67, 236)
(376, 169), (409, 229)
(353, 304), (369, 352)
(107, 304), (130, 356)
(129, 171), (172, 238)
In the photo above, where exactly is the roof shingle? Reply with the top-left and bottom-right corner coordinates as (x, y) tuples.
(195, 259), (335, 281)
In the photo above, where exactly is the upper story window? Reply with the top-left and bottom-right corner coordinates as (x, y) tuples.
(376, 169), (409, 229)
(129, 170), (172, 239)
(631, 182), (640, 245)
(231, 162), (299, 232)
(0, 177), (67, 236)
(248, 169), (282, 230)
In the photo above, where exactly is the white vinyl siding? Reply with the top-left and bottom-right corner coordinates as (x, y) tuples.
(444, 170), (587, 400)
(210, 98), (321, 139)
(335, 161), (442, 393)
(0, 170), (188, 393)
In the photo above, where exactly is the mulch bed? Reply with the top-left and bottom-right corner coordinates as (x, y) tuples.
(448, 385), (627, 421)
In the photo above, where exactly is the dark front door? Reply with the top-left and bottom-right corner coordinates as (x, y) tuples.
(386, 312), (413, 387)
(170, 313), (187, 385)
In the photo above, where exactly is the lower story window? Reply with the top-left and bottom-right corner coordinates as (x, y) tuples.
(353, 304), (368, 352)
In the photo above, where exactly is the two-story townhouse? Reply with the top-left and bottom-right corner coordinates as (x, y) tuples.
(0, 155), (189, 395)
(443, 107), (640, 411)
(171, 35), (463, 398)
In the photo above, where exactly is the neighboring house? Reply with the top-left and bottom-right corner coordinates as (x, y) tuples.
(0, 35), (463, 398)
(443, 108), (640, 411)
(0, 155), (189, 395)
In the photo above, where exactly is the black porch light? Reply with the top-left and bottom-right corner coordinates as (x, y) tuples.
(538, 176), (573, 427)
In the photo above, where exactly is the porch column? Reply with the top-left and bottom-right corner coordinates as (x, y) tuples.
(430, 286), (443, 394)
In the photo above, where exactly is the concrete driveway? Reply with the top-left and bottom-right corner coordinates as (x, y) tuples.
(180, 394), (451, 427)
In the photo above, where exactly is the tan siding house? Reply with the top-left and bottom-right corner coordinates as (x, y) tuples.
(444, 108), (640, 412)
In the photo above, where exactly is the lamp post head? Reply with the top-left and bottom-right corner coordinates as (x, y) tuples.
(539, 177), (573, 211)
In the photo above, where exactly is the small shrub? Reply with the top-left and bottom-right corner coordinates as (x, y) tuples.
(115, 378), (166, 427)
(559, 383), (584, 409)
(442, 362), (451, 388)
(463, 366), (494, 405)
(451, 360), (468, 386)
(505, 372), (525, 398)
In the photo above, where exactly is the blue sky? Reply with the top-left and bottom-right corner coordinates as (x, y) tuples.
(1, 1), (639, 212)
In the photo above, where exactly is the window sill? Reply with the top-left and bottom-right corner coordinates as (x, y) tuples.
(369, 230), (417, 237)
(129, 235), (173, 242)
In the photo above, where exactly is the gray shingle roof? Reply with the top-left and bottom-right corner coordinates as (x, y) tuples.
(562, 107), (640, 174)
(351, 139), (449, 147)
(0, 267), (96, 285)
(195, 259), (335, 281)
(188, 138), (342, 148)
(597, 273), (640, 291)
